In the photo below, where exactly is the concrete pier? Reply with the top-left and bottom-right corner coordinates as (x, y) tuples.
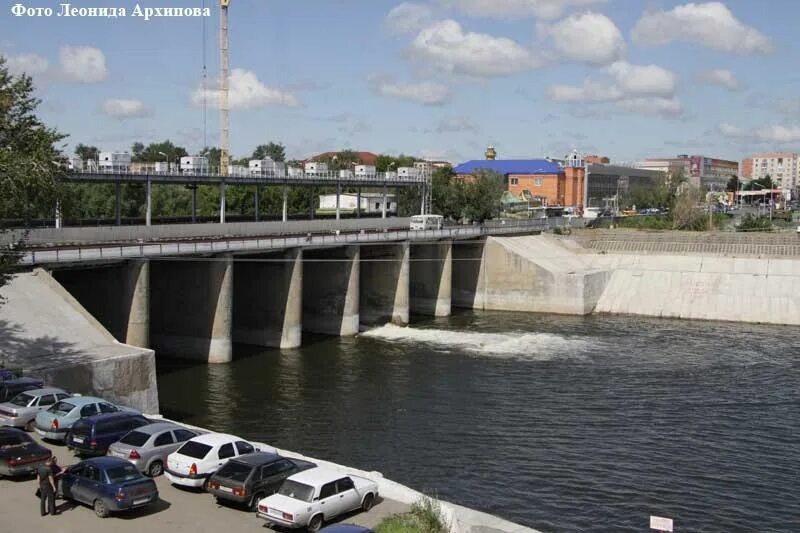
(360, 243), (409, 326)
(233, 249), (303, 349)
(410, 241), (452, 317)
(150, 255), (233, 363)
(52, 260), (150, 348)
(303, 246), (359, 336)
(452, 239), (487, 309)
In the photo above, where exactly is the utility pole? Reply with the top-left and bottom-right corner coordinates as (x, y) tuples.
(219, 0), (230, 176)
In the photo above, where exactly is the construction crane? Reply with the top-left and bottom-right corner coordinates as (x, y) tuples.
(219, 0), (230, 176)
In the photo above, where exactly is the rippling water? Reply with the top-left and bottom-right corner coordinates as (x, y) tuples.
(157, 312), (800, 532)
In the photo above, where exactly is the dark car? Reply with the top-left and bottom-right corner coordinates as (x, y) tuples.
(0, 369), (18, 382)
(0, 377), (44, 402)
(0, 427), (52, 477)
(208, 452), (316, 511)
(67, 413), (150, 457)
(61, 456), (159, 518)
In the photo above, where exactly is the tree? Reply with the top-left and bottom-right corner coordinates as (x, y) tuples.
(252, 142), (285, 162)
(726, 175), (739, 192)
(430, 165), (465, 221)
(74, 143), (99, 162)
(463, 170), (505, 222)
(200, 146), (221, 169)
(0, 56), (67, 287)
(130, 140), (187, 163)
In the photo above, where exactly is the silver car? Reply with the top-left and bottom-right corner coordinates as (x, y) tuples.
(0, 388), (71, 431)
(107, 422), (201, 477)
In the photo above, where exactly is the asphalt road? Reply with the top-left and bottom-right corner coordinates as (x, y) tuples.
(0, 434), (408, 533)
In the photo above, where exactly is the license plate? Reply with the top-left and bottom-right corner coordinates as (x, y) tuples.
(269, 509), (283, 518)
(72, 436), (84, 444)
(219, 486), (233, 493)
(133, 497), (150, 505)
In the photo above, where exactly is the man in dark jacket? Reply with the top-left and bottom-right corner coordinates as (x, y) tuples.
(37, 457), (56, 516)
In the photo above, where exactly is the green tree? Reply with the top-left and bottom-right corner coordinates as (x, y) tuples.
(463, 170), (505, 222)
(430, 165), (465, 221)
(0, 56), (67, 287)
(252, 142), (286, 162)
(131, 140), (187, 163)
(726, 174), (739, 192)
(74, 143), (99, 162)
(200, 146), (221, 169)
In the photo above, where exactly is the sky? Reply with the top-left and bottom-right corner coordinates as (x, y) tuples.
(2, 0), (799, 164)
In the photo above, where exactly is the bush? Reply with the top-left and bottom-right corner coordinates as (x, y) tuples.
(736, 213), (773, 232)
(375, 497), (449, 533)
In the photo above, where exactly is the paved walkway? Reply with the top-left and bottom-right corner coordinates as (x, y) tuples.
(1, 434), (408, 533)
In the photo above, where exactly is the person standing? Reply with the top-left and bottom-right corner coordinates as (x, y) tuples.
(37, 457), (56, 517)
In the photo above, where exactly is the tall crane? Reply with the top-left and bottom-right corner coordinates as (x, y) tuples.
(219, 0), (230, 176)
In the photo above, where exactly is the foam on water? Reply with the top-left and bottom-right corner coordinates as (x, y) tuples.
(360, 323), (594, 360)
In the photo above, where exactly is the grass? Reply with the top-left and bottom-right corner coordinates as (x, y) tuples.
(375, 497), (449, 533)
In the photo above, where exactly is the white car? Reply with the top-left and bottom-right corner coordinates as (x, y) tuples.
(164, 433), (275, 489)
(257, 467), (379, 532)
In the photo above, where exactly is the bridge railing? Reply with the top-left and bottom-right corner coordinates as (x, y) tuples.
(16, 217), (573, 265)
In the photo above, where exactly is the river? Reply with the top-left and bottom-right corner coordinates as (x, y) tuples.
(156, 311), (800, 532)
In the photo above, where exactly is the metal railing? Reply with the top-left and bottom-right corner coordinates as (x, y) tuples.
(17, 217), (571, 265)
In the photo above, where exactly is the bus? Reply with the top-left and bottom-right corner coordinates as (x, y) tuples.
(410, 214), (444, 230)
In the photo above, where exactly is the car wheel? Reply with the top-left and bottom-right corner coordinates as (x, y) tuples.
(249, 492), (265, 512)
(308, 514), (324, 533)
(148, 460), (163, 477)
(93, 499), (109, 518)
(362, 493), (375, 512)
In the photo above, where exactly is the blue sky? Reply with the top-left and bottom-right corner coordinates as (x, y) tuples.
(2, 0), (799, 164)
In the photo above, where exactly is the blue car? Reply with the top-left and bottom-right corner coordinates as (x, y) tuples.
(66, 412), (150, 456)
(61, 457), (159, 518)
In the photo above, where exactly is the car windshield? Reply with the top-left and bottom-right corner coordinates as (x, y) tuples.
(119, 431), (149, 447)
(0, 434), (26, 448)
(278, 480), (315, 502)
(176, 441), (212, 459)
(9, 392), (35, 407)
(71, 419), (91, 435)
(105, 464), (141, 484)
(215, 461), (252, 482)
(49, 401), (75, 416)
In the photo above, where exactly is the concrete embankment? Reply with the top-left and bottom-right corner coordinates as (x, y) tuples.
(475, 233), (800, 325)
(0, 269), (158, 412)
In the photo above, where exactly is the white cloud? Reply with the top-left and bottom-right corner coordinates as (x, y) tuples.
(546, 61), (681, 117)
(409, 19), (543, 77)
(385, 3), (434, 34)
(632, 2), (773, 55)
(443, 0), (605, 20)
(719, 122), (800, 144)
(436, 116), (480, 133)
(368, 75), (451, 105)
(101, 98), (152, 119)
(59, 46), (107, 83)
(191, 69), (300, 110)
(5, 53), (49, 77)
(539, 11), (625, 65)
(696, 68), (740, 90)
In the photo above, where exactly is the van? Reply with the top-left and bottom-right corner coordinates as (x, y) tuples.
(410, 214), (444, 230)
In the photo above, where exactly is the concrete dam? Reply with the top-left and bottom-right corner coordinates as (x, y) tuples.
(4, 230), (800, 414)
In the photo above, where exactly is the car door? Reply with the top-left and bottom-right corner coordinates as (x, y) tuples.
(37, 394), (57, 413)
(317, 481), (341, 518)
(72, 465), (101, 504)
(258, 459), (295, 495)
(335, 477), (360, 512)
(151, 430), (175, 464)
(216, 442), (236, 471)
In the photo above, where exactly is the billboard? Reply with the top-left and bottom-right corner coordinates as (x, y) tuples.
(690, 156), (702, 177)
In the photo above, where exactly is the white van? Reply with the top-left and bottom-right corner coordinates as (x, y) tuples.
(410, 214), (444, 230)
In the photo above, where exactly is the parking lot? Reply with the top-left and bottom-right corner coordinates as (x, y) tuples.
(0, 434), (408, 532)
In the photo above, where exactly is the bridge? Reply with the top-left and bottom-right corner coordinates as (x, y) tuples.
(3, 217), (574, 366)
(62, 168), (430, 226)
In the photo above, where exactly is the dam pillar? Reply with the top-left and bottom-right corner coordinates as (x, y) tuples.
(51, 259), (151, 348)
(303, 246), (359, 336)
(360, 242), (409, 326)
(233, 249), (303, 349)
(452, 239), (487, 310)
(410, 240), (452, 317)
(150, 254), (233, 363)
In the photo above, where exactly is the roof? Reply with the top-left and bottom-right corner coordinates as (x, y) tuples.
(9, 387), (65, 396)
(308, 151), (379, 166)
(230, 451), (282, 466)
(79, 412), (147, 424)
(288, 466), (360, 486)
(2, 377), (43, 386)
(190, 432), (242, 446)
(82, 456), (133, 469)
(132, 421), (185, 435)
(57, 395), (103, 406)
(453, 159), (563, 176)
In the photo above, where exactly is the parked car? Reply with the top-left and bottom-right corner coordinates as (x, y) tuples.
(0, 369), (18, 382)
(107, 422), (201, 477)
(60, 456), (159, 518)
(256, 467), (379, 532)
(320, 526), (375, 533)
(66, 412), (151, 457)
(0, 377), (44, 403)
(0, 427), (52, 478)
(34, 396), (137, 442)
(0, 388), (71, 431)
(165, 433), (276, 489)
(208, 452), (316, 510)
